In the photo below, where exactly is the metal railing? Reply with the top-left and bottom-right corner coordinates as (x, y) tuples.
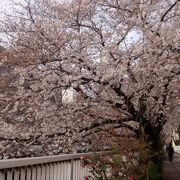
(0, 153), (94, 180)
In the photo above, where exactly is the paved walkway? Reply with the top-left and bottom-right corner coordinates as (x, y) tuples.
(163, 152), (180, 180)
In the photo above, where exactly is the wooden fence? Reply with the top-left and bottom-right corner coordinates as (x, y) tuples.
(0, 153), (93, 180)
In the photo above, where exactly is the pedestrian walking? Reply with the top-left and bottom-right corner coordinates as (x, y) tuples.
(165, 144), (169, 154)
(167, 143), (174, 162)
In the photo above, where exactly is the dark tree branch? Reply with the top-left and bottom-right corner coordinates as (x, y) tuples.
(160, 0), (179, 22)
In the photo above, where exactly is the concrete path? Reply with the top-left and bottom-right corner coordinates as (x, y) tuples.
(162, 152), (180, 180)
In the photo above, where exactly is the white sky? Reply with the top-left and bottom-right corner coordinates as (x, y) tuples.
(0, 0), (23, 45)
(0, 0), (24, 19)
(0, 0), (141, 47)
(0, 0), (14, 14)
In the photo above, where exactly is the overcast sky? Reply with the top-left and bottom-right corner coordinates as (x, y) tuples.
(0, 0), (23, 45)
(0, 0), (24, 17)
(0, 0), (13, 13)
(0, 0), (141, 47)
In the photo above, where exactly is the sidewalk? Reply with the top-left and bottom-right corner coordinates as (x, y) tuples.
(162, 152), (180, 180)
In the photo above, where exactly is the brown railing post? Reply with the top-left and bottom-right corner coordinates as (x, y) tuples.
(70, 159), (74, 180)
(0, 170), (5, 180)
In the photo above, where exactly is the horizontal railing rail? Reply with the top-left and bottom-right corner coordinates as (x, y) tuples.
(0, 152), (98, 180)
(0, 152), (95, 169)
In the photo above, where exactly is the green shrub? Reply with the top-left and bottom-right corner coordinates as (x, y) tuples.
(148, 150), (163, 180)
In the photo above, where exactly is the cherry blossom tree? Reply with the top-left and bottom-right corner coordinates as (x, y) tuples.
(0, 0), (179, 158)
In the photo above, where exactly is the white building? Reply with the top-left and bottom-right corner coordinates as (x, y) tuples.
(62, 87), (76, 104)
